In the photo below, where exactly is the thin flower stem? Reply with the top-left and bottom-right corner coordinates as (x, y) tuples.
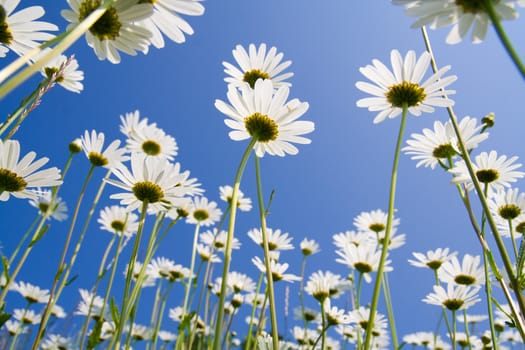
(213, 138), (256, 350)
(462, 310), (473, 350)
(421, 26), (525, 340)
(113, 200), (149, 348)
(245, 272), (264, 350)
(7, 214), (39, 266)
(507, 220), (519, 260)
(381, 273), (398, 349)
(451, 310), (457, 350)
(151, 282), (173, 350)
(483, 0), (525, 81)
(254, 156), (279, 349)
(99, 229), (127, 319)
(0, 0), (115, 98)
(364, 104), (408, 350)
(321, 300), (326, 350)
(299, 256), (308, 331)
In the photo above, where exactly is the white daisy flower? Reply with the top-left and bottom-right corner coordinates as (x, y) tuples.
(10, 281), (49, 304)
(392, 0), (518, 44)
(335, 242), (392, 283)
(126, 123), (178, 160)
(28, 188), (68, 221)
(106, 153), (191, 214)
(292, 326), (318, 346)
(81, 130), (129, 169)
(403, 331), (436, 346)
(252, 256), (301, 283)
(147, 256), (190, 282)
(452, 332), (483, 349)
(223, 43), (293, 89)
(370, 229), (406, 250)
(120, 110), (155, 137)
(36, 50), (84, 93)
(304, 270), (348, 302)
(496, 211), (525, 238)
(457, 313), (488, 325)
(186, 196), (222, 226)
(488, 187), (525, 224)
(0, 0), (57, 57)
(356, 49), (456, 123)
(137, 0), (204, 49)
(219, 185), (252, 212)
(13, 308), (41, 325)
(215, 79), (314, 157)
(348, 306), (389, 344)
(300, 238), (320, 256)
(50, 304), (66, 319)
(423, 283), (481, 311)
(4, 320), (27, 335)
(125, 261), (157, 287)
(75, 288), (106, 320)
(323, 300), (351, 325)
(98, 205), (139, 237)
(157, 330), (177, 342)
(403, 116), (489, 169)
(332, 230), (370, 249)
(41, 334), (74, 350)
(196, 244), (221, 263)
(438, 254), (485, 286)
(199, 228), (241, 252)
(61, 0), (153, 64)
(449, 151), (525, 197)
(247, 227), (294, 251)
(293, 306), (320, 323)
(128, 323), (152, 341)
(353, 209), (400, 235)
(0, 139), (62, 201)
(215, 271), (256, 294)
(408, 247), (458, 271)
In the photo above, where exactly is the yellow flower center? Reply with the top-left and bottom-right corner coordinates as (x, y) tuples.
(79, 0), (121, 41)
(386, 81), (426, 108)
(455, 0), (484, 14)
(0, 6), (13, 45)
(0, 168), (27, 193)
(244, 112), (278, 142)
(142, 140), (161, 156)
(132, 181), (164, 203)
(243, 69), (270, 89)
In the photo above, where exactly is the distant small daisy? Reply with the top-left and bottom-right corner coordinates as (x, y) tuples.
(403, 331), (435, 347)
(335, 242), (392, 283)
(41, 334), (74, 350)
(4, 320), (27, 336)
(423, 284), (481, 311)
(392, 0), (518, 44)
(157, 330), (177, 343)
(408, 247), (457, 271)
(332, 230), (370, 249)
(449, 151), (524, 196)
(247, 227), (294, 251)
(199, 228), (241, 252)
(439, 254), (485, 286)
(300, 238), (320, 256)
(186, 196), (222, 226)
(138, 0), (204, 49)
(98, 205), (139, 237)
(353, 209), (400, 235)
(61, 0), (153, 64)
(356, 49), (456, 123)
(252, 256), (301, 283)
(11, 281), (49, 304)
(126, 123), (178, 160)
(0, 139), (62, 201)
(75, 288), (106, 320)
(147, 256), (190, 282)
(223, 43), (293, 89)
(0, 0), (58, 57)
(348, 306), (389, 344)
(81, 130), (129, 169)
(106, 153), (191, 213)
(403, 116), (489, 169)
(13, 308), (41, 325)
(304, 270), (347, 302)
(128, 323), (152, 341)
(120, 110), (155, 137)
(196, 244), (221, 263)
(219, 185), (252, 211)
(215, 79), (314, 157)
(28, 188), (68, 221)
(488, 187), (525, 224)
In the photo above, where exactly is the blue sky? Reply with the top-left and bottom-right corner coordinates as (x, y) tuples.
(2, 0), (525, 347)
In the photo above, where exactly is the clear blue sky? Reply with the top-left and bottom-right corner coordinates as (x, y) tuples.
(2, 1), (525, 347)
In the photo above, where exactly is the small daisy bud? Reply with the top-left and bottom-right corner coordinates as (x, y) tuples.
(481, 112), (495, 132)
(69, 138), (82, 154)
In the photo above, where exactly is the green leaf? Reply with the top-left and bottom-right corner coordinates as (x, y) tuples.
(87, 318), (103, 349)
(29, 225), (50, 247)
(110, 298), (120, 328)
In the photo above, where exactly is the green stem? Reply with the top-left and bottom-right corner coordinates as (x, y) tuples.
(364, 104), (408, 350)
(462, 310), (473, 350)
(0, 0), (116, 99)
(254, 156), (279, 350)
(212, 138), (256, 350)
(421, 26), (525, 340)
(507, 220), (519, 260)
(381, 273), (398, 349)
(245, 272), (264, 350)
(7, 215), (39, 266)
(483, 0), (525, 81)
(299, 257), (308, 332)
(451, 310), (457, 350)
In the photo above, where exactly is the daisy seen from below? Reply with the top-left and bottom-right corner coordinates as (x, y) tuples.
(98, 205), (139, 237)
(247, 227), (294, 251)
(199, 228), (241, 252)
(335, 242), (392, 283)
(81, 130), (129, 169)
(252, 256), (301, 283)
(75, 288), (106, 320)
(120, 110), (155, 138)
(61, 0), (153, 64)
(215, 79), (314, 157)
(403, 116), (489, 169)
(105, 153), (191, 213)
(0, 139), (62, 201)
(34, 49), (84, 93)
(449, 150), (524, 197)
(223, 43), (293, 89)
(348, 306), (390, 347)
(353, 208), (400, 235)
(304, 270), (348, 303)
(28, 188), (68, 221)
(147, 256), (190, 282)
(423, 283), (481, 311)
(488, 187), (525, 228)
(10, 281), (49, 304)
(125, 123), (178, 160)
(186, 196), (222, 226)
(438, 254), (485, 286)
(219, 184), (252, 211)
(0, 0), (57, 57)
(41, 334), (74, 350)
(137, 0), (204, 49)
(408, 247), (458, 271)
(300, 238), (320, 256)
(356, 49), (456, 123)
(392, 0), (518, 44)
(13, 308), (41, 325)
